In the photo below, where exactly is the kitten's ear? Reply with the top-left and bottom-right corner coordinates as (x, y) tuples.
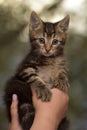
(29, 11), (43, 31)
(58, 15), (70, 32)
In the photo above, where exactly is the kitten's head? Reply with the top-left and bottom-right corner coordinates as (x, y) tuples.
(29, 11), (70, 57)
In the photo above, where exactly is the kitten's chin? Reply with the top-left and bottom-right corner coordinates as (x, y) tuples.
(42, 52), (54, 57)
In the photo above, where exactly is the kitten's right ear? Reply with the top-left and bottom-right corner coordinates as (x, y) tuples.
(29, 11), (43, 31)
(57, 15), (70, 33)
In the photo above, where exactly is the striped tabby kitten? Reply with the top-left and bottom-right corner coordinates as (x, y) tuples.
(4, 11), (70, 130)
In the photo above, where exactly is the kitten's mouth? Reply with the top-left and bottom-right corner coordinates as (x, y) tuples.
(43, 52), (52, 57)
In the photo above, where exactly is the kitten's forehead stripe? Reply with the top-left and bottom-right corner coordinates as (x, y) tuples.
(44, 22), (55, 36)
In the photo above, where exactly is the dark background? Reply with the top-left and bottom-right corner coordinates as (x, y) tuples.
(0, 0), (87, 130)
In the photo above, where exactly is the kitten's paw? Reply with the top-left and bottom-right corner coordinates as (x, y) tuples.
(35, 85), (52, 101)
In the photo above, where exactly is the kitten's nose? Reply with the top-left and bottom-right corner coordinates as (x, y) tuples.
(45, 48), (50, 53)
(45, 44), (51, 53)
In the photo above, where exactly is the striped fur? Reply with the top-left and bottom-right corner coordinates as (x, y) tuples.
(4, 11), (70, 130)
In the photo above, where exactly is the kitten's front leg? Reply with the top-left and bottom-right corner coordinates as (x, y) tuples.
(31, 77), (52, 101)
(19, 67), (52, 101)
(54, 71), (69, 92)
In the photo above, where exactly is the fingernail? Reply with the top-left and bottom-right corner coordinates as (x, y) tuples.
(12, 94), (17, 101)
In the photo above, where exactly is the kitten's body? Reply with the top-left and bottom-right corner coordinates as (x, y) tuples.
(4, 12), (70, 130)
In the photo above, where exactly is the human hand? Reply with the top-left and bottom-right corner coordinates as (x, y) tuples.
(31, 88), (69, 130)
(9, 89), (69, 130)
(9, 94), (22, 130)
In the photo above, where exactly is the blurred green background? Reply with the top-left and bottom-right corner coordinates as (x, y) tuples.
(0, 0), (87, 130)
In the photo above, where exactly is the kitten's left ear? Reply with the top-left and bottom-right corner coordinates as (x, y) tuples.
(58, 15), (70, 32)
(29, 11), (43, 31)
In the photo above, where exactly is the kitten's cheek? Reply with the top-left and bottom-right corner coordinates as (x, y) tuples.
(51, 49), (56, 55)
(51, 49), (55, 54)
(41, 48), (45, 53)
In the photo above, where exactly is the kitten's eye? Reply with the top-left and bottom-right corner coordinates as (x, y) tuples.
(52, 39), (58, 45)
(39, 38), (45, 44)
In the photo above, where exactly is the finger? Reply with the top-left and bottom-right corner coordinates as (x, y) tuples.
(10, 94), (19, 123)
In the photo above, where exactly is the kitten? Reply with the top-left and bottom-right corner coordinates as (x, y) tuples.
(4, 11), (70, 130)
